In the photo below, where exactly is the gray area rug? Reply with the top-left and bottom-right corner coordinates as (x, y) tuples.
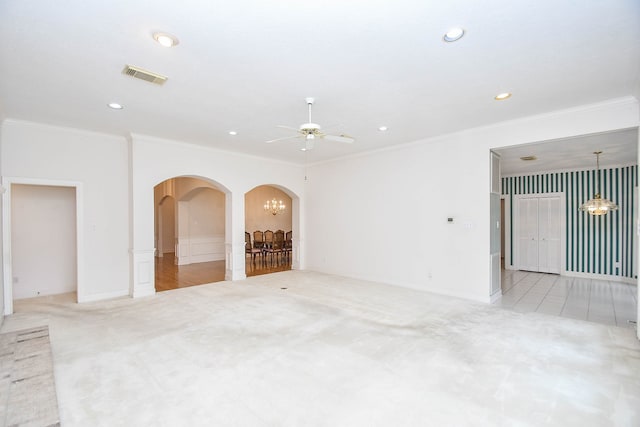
(0, 326), (60, 427)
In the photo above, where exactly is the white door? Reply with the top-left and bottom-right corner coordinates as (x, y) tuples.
(518, 198), (539, 271)
(517, 195), (561, 273)
(538, 197), (561, 273)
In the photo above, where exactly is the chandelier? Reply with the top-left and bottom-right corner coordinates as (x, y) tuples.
(579, 151), (618, 216)
(264, 197), (286, 215)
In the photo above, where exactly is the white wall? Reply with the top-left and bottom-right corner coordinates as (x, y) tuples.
(245, 185), (292, 234)
(1, 97), (637, 316)
(306, 97), (640, 303)
(0, 126), (4, 325)
(11, 184), (76, 298)
(180, 187), (225, 237)
(1, 120), (130, 301)
(176, 186), (225, 264)
(128, 134), (306, 296)
(1, 123), (305, 303)
(155, 177), (227, 265)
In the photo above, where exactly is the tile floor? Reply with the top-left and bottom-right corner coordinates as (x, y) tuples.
(496, 269), (638, 328)
(2, 271), (639, 426)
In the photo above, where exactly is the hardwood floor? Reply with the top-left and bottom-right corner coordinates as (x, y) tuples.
(155, 252), (291, 292)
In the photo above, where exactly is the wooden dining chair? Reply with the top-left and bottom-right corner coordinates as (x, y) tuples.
(253, 231), (264, 249)
(265, 230), (285, 266)
(263, 230), (274, 250)
(284, 230), (293, 264)
(245, 231), (262, 266)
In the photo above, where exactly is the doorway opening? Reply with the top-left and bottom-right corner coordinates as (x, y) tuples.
(491, 128), (639, 328)
(154, 177), (226, 291)
(2, 179), (83, 315)
(245, 185), (293, 277)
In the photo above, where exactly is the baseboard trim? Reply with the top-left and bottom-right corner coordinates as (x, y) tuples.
(132, 285), (156, 298)
(78, 289), (129, 303)
(562, 271), (637, 285)
(490, 291), (503, 303)
(306, 267), (492, 303)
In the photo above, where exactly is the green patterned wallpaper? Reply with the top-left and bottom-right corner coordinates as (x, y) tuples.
(502, 165), (637, 278)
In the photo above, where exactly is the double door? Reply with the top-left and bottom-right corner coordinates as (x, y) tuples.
(517, 196), (560, 274)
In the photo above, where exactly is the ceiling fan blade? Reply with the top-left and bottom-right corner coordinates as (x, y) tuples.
(276, 125), (301, 132)
(323, 134), (355, 144)
(265, 135), (301, 144)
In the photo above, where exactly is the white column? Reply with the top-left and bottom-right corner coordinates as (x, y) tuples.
(130, 249), (155, 297)
(225, 191), (246, 281)
(292, 238), (302, 270)
(129, 138), (156, 298)
(291, 194), (303, 270)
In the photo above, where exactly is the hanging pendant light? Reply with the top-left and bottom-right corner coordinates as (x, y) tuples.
(579, 151), (618, 216)
(264, 197), (286, 215)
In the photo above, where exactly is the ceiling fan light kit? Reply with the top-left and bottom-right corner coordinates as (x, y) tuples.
(266, 98), (355, 150)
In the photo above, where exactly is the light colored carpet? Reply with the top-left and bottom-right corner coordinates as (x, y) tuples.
(0, 326), (60, 427)
(1, 270), (639, 426)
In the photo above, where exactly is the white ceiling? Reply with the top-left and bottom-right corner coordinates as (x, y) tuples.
(0, 0), (638, 168)
(496, 128), (638, 175)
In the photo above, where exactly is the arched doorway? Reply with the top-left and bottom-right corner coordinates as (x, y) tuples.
(154, 177), (226, 291)
(245, 185), (293, 276)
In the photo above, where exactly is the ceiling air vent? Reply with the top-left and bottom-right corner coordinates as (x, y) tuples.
(122, 65), (168, 85)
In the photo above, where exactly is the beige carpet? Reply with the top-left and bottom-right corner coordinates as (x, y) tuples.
(2, 271), (639, 426)
(0, 326), (60, 427)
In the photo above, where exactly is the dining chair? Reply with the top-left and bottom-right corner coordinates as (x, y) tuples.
(253, 230), (264, 249)
(245, 231), (262, 266)
(265, 230), (285, 266)
(263, 230), (274, 250)
(284, 230), (293, 264)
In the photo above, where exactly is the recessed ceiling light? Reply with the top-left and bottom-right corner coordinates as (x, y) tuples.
(378, 126), (388, 131)
(107, 102), (123, 110)
(443, 27), (465, 42)
(520, 155), (537, 161)
(495, 92), (512, 100)
(229, 131), (237, 136)
(153, 32), (179, 48)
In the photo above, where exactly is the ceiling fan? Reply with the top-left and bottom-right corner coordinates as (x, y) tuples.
(266, 98), (355, 151)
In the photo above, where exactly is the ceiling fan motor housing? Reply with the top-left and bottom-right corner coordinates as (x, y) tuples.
(266, 98), (354, 146)
(300, 122), (322, 138)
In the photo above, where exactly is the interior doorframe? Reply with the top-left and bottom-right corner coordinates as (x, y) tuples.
(1, 177), (84, 315)
(156, 195), (176, 259)
(501, 194), (512, 270)
(512, 192), (565, 274)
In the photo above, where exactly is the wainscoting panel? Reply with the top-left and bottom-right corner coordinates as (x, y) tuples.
(176, 235), (225, 265)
